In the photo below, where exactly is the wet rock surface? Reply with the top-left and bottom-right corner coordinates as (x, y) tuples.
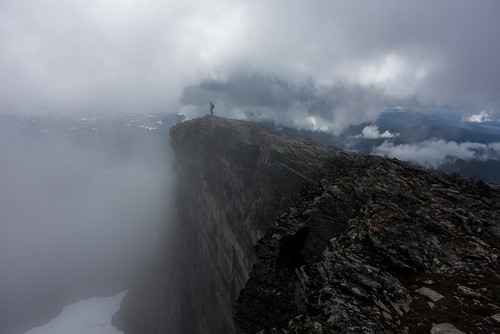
(235, 159), (500, 333)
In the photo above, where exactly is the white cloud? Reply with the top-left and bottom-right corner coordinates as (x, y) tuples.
(372, 139), (500, 169)
(487, 142), (500, 152)
(358, 54), (407, 85)
(462, 110), (492, 123)
(356, 125), (399, 139)
(350, 53), (432, 98)
(0, 0), (248, 114)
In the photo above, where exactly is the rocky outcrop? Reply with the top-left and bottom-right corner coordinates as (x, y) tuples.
(115, 116), (499, 334)
(114, 116), (364, 333)
(235, 158), (500, 333)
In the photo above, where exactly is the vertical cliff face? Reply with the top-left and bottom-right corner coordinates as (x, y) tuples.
(114, 116), (364, 333)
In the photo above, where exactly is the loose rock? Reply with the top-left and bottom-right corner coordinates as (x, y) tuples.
(416, 287), (445, 302)
(431, 323), (466, 334)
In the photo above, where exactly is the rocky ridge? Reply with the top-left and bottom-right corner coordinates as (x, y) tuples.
(114, 116), (500, 333)
(235, 157), (500, 333)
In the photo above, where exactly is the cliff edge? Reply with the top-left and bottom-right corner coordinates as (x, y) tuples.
(114, 116), (363, 333)
(114, 116), (500, 333)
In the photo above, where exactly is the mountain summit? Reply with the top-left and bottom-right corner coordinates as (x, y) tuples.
(114, 116), (500, 333)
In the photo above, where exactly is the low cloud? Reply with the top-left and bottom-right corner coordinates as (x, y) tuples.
(356, 125), (399, 139)
(0, 116), (174, 332)
(372, 139), (500, 169)
(462, 111), (493, 123)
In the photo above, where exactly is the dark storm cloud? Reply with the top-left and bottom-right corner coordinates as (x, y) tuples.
(180, 72), (416, 133)
(1, 0), (500, 128)
(178, 0), (500, 130)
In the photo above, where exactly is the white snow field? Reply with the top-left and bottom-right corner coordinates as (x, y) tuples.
(25, 291), (126, 334)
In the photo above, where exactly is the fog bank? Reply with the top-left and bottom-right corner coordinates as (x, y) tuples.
(0, 114), (174, 333)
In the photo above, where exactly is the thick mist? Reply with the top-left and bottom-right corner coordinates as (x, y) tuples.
(0, 114), (175, 333)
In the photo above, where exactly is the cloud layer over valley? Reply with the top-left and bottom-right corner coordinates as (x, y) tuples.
(372, 139), (500, 169)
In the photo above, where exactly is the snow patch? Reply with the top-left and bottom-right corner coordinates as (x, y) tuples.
(25, 291), (126, 334)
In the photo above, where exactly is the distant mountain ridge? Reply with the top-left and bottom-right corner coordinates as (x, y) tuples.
(260, 109), (500, 183)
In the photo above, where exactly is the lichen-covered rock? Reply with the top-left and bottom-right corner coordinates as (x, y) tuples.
(236, 159), (500, 334)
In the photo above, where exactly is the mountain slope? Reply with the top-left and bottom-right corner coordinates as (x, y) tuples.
(236, 157), (500, 333)
(114, 116), (500, 333)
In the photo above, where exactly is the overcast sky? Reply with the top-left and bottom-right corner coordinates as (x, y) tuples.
(1, 0), (499, 132)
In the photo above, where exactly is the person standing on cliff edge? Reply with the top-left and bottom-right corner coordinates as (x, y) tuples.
(210, 101), (215, 116)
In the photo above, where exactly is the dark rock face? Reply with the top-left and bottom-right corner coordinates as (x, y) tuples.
(114, 116), (362, 333)
(235, 159), (500, 333)
(115, 116), (499, 334)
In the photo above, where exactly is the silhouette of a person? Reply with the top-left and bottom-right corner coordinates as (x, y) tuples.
(210, 102), (215, 116)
